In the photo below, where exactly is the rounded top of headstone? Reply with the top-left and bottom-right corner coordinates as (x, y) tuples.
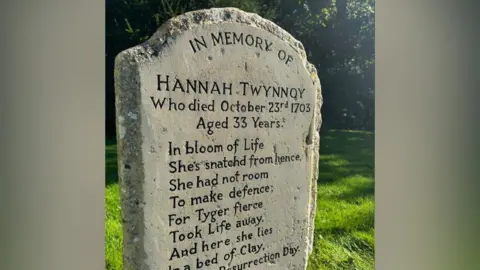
(155, 8), (304, 54)
(119, 8), (309, 65)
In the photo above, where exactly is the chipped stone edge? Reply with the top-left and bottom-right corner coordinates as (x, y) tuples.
(114, 7), (323, 270)
(307, 63), (323, 257)
(114, 53), (148, 270)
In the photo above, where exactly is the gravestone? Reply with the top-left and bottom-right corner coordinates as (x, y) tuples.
(114, 8), (322, 270)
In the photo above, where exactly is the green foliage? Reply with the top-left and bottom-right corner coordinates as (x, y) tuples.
(210, 0), (277, 20)
(105, 130), (375, 269)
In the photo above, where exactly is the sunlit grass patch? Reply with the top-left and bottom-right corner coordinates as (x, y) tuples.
(105, 184), (123, 270)
(308, 129), (375, 270)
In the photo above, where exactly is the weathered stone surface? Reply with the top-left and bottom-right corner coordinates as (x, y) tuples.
(115, 7), (322, 270)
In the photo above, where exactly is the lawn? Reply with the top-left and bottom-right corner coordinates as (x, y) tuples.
(105, 129), (375, 270)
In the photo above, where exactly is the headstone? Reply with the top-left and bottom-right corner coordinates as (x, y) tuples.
(114, 8), (322, 270)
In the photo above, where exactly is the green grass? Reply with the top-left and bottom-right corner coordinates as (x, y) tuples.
(307, 130), (374, 270)
(105, 130), (374, 270)
(105, 144), (122, 270)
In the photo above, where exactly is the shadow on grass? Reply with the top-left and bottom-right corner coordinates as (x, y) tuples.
(308, 130), (375, 270)
(336, 182), (375, 202)
(306, 129), (375, 269)
(106, 144), (118, 186)
(318, 129), (374, 197)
